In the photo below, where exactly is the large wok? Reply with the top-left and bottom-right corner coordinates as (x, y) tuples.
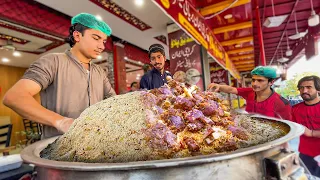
(21, 115), (305, 180)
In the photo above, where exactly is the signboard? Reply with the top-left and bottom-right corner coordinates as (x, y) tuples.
(169, 29), (204, 90)
(153, 0), (240, 79)
(210, 62), (229, 85)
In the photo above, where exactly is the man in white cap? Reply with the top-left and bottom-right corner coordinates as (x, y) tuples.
(3, 13), (116, 139)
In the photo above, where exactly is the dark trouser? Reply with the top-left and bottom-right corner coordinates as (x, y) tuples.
(300, 153), (320, 178)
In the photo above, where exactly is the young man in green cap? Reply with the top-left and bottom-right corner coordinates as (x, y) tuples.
(3, 13), (116, 139)
(208, 66), (292, 120)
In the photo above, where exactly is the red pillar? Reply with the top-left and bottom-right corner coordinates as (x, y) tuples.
(254, 0), (266, 66)
(113, 44), (127, 94)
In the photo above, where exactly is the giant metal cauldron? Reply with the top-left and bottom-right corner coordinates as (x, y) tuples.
(21, 115), (305, 180)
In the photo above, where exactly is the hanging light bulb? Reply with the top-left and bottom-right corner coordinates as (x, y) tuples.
(263, 0), (288, 28)
(308, 0), (320, 27)
(289, 11), (307, 40)
(277, 47), (289, 63)
(285, 31), (293, 56)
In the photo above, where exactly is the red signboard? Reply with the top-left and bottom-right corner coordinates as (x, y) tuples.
(169, 29), (204, 90)
(210, 62), (229, 85)
(153, 0), (240, 79)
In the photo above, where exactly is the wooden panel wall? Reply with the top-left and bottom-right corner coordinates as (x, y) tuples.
(0, 65), (40, 145)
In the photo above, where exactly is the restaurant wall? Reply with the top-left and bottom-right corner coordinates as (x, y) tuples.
(0, 65), (40, 146)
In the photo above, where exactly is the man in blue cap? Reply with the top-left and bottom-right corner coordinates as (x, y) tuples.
(3, 13), (116, 139)
(208, 66), (291, 120)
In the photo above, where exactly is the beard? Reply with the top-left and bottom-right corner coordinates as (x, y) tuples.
(301, 93), (318, 101)
(154, 63), (164, 71)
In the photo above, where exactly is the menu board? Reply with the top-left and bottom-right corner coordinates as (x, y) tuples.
(169, 29), (204, 90)
(210, 62), (229, 85)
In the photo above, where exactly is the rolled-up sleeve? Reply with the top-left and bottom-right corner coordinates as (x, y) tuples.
(22, 54), (58, 90)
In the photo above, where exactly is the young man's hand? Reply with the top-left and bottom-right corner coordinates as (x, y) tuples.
(55, 118), (74, 133)
(207, 83), (221, 92)
(303, 126), (313, 137)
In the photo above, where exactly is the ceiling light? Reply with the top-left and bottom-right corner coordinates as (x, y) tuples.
(13, 51), (21, 57)
(277, 48), (289, 63)
(97, 55), (102, 60)
(285, 49), (293, 57)
(308, 0), (320, 27)
(224, 14), (233, 19)
(95, 15), (103, 21)
(308, 11), (320, 27)
(285, 31), (292, 57)
(263, 15), (288, 28)
(134, 0), (144, 6)
(289, 31), (307, 40)
(263, 0), (288, 28)
(277, 57), (289, 63)
(124, 57), (128, 60)
(289, 12), (307, 40)
(2, 58), (9, 63)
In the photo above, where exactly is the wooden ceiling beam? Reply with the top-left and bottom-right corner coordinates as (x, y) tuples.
(227, 46), (254, 54)
(230, 54), (255, 61)
(213, 21), (252, 34)
(200, 0), (251, 16)
(221, 36), (253, 46)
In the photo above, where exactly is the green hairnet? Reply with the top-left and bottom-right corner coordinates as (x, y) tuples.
(71, 13), (112, 36)
(251, 66), (277, 79)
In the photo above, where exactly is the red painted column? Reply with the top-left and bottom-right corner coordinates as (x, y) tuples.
(113, 44), (127, 94)
(254, 0), (266, 66)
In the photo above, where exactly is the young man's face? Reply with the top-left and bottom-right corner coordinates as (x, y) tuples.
(298, 80), (319, 101)
(131, 83), (139, 91)
(251, 75), (273, 92)
(150, 52), (165, 71)
(74, 29), (107, 59)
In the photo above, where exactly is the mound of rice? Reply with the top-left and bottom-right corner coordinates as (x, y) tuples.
(40, 80), (286, 163)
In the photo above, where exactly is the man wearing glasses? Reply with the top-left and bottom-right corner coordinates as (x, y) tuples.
(208, 66), (292, 120)
(140, 44), (171, 90)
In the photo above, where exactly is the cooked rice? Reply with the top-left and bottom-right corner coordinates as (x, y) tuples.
(40, 83), (287, 163)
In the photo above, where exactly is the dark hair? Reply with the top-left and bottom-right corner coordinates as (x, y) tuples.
(297, 75), (320, 91)
(65, 23), (90, 47)
(268, 78), (274, 83)
(130, 82), (138, 88)
(148, 44), (165, 58)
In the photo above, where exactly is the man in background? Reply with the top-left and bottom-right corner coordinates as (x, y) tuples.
(140, 44), (171, 90)
(208, 66), (291, 120)
(291, 75), (320, 177)
(129, 82), (139, 92)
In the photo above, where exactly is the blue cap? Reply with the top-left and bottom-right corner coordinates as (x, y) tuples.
(251, 66), (277, 79)
(71, 13), (112, 36)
